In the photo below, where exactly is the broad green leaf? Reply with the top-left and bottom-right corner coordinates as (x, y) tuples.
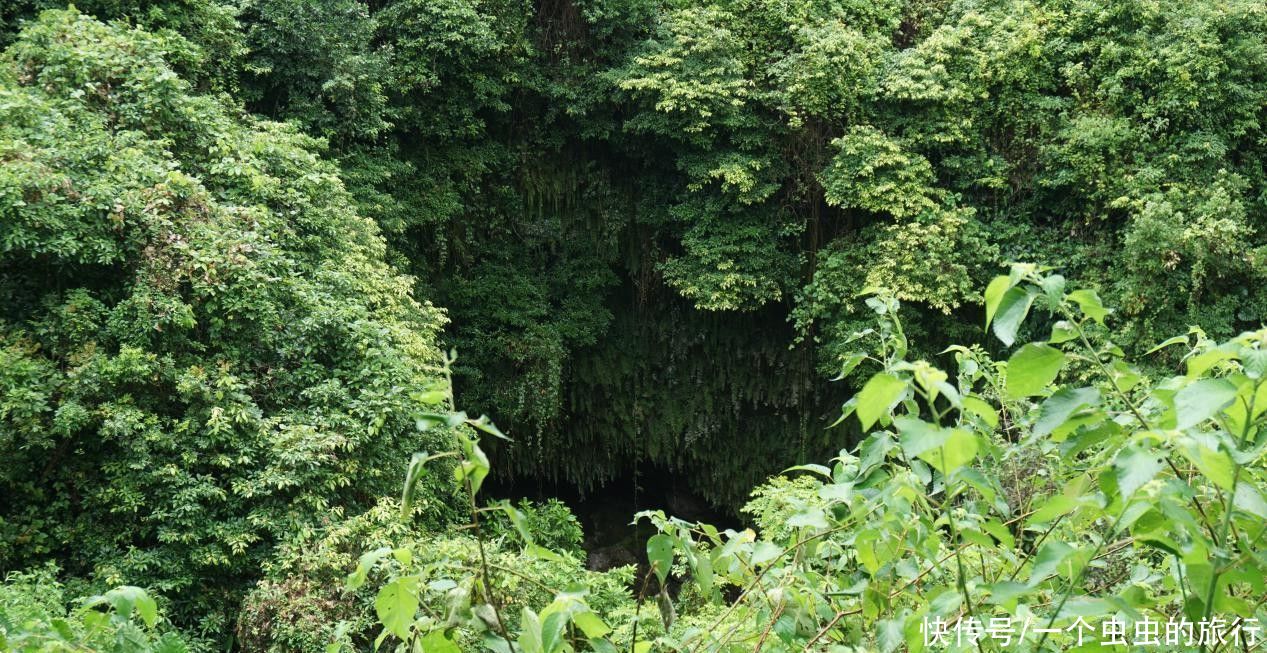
(927, 428), (978, 474)
(1005, 343), (1065, 398)
(346, 547), (392, 591)
(572, 612), (611, 639)
(982, 518), (1015, 548)
(541, 611), (568, 653)
(895, 417), (947, 459)
(1174, 378), (1237, 429)
(992, 287), (1036, 346)
(877, 618), (905, 653)
(854, 529), (896, 574)
(1034, 387), (1100, 437)
(454, 437), (491, 494)
(525, 544), (564, 562)
(1146, 334), (1190, 356)
(416, 390), (447, 405)
(1186, 348), (1234, 378)
(787, 507), (828, 530)
(1113, 446), (1163, 499)
(647, 534), (674, 584)
(896, 417), (978, 473)
(1180, 436), (1236, 490)
(750, 541), (781, 566)
(1027, 495), (1079, 526)
(1234, 484), (1267, 519)
(1243, 349), (1267, 379)
(693, 552), (714, 595)
(134, 591), (158, 628)
(1029, 541), (1076, 584)
(855, 373), (906, 431)
(983, 275), (1013, 328)
(961, 395), (998, 429)
(421, 631), (461, 653)
(1048, 320), (1078, 344)
(467, 414), (511, 440)
(832, 352), (868, 381)
(984, 581), (1032, 606)
(519, 609), (544, 653)
(1067, 289), (1110, 324)
(1039, 274), (1065, 303)
(375, 576), (419, 641)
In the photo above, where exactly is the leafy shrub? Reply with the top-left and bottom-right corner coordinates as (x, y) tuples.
(239, 499), (631, 653)
(630, 267), (1267, 651)
(486, 499), (586, 557)
(0, 566), (189, 653)
(0, 9), (455, 635)
(353, 268), (1267, 653)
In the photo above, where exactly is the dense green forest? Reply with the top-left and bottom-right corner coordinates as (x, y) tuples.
(2, 0), (1267, 651)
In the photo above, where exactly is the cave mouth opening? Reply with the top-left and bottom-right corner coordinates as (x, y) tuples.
(488, 465), (742, 570)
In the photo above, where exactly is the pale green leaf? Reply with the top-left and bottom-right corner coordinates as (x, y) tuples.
(1174, 379), (1237, 429)
(1005, 343), (1065, 398)
(992, 287), (1036, 347)
(855, 372), (906, 431)
(1034, 387), (1100, 437)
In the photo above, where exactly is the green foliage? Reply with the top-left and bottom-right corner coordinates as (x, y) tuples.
(623, 269), (1267, 651)
(325, 363), (640, 653)
(486, 499), (586, 557)
(0, 9), (454, 635)
(237, 499), (630, 653)
(0, 566), (189, 653)
(7, 0), (1267, 645)
(351, 268), (1267, 652)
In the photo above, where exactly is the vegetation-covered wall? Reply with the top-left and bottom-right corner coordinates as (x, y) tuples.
(14, 0), (1256, 504)
(2, 0), (1267, 649)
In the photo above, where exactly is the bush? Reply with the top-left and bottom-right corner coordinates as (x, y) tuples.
(486, 499), (586, 557)
(0, 10), (456, 636)
(0, 566), (190, 653)
(238, 499), (632, 653)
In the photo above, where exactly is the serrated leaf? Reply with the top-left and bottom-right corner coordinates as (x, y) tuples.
(1174, 379), (1237, 429)
(1005, 343), (1065, 398)
(984, 275), (1013, 328)
(1034, 387), (1100, 437)
(573, 612), (611, 639)
(993, 287), (1037, 346)
(647, 534), (674, 585)
(855, 373), (906, 431)
(1113, 446), (1163, 499)
(375, 577), (419, 641)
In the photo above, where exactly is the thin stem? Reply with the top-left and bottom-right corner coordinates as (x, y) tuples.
(444, 356), (517, 653)
(630, 565), (656, 653)
(1200, 380), (1259, 652)
(1034, 509), (1126, 650)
